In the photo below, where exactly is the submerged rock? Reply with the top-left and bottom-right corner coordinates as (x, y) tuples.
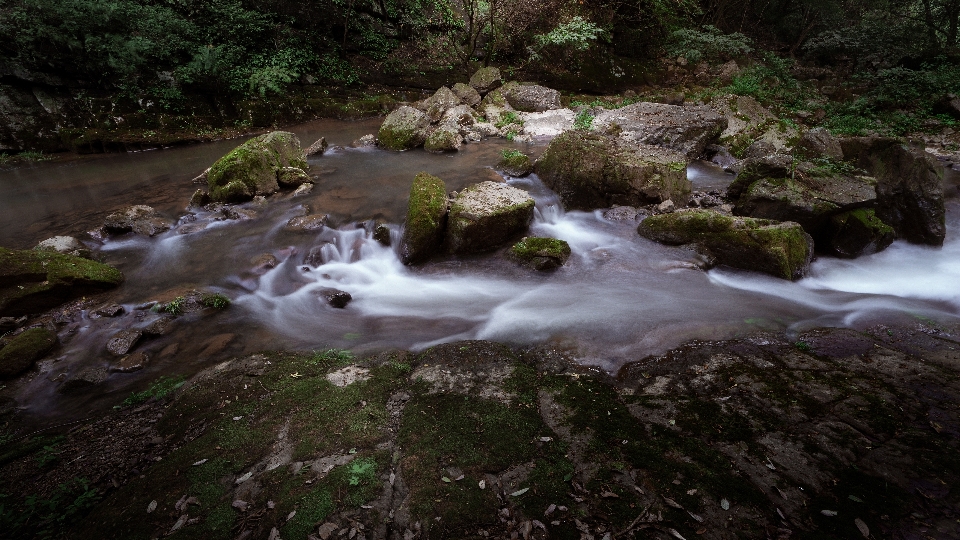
(34, 236), (92, 259)
(497, 151), (533, 177)
(277, 166), (312, 188)
(593, 101), (727, 159)
(0, 247), (124, 316)
(509, 237), (571, 271)
(378, 106), (431, 151)
(535, 131), (691, 210)
(111, 351), (149, 373)
(469, 67), (503, 95)
(637, 209), (814, 280)
(58, 366), (109, 393)
(104, 205), (171, 236)
(207, 131), (309, 202)
(318, 288), (352, 309)
(503, 84), (561, 112)
(305, 136), (328, 156)
(0, 327), (57, 379)
(284, 214), (328, 232)
(399, 172), (448, 265)
(446, 181), (535, 254)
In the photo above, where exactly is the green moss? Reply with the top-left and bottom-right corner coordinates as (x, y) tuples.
(377, 107), (429, 151)
(509, 237), (571, 269)
(207, 131), (306, 202)
(847, 208), (894, 235)
(400, 172), (447, 264)
(497, 149), (532, 176)
(0, 327), (57, 378)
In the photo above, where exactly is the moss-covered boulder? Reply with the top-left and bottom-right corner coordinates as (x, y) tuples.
(446, 181), (535, 254)
(399, 173), (449, 265)
(424, 126), (463, 153)
(469, 66), (503, 94)
(509, 237), (571, 271)
(593, 101), (728, 159)
(207, 131), (308, 202)
(103, 205), (171, 236)
(0, 327), (57, 379)
(378, 106), (432, 152)
(0, 247), (124, 316)
(497, 150), (532, 177)
(34, 236), (92, 259)
(451, 82), (481, 107)
(535, 131), (691, 210)
(841, 137), (945, 246)
(637, 209), (814, 280)
(418, 86), (460, 122)
(503, 84), (561, 112)
(824, 208), (896, 258)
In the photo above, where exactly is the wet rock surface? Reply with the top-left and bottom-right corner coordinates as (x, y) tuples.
(593, 102), (727, 159)
(445, 181), (535, 254)
(206, 131), (309, 202)
(103, 205), (172, 236)
(1, 325), (958, 540)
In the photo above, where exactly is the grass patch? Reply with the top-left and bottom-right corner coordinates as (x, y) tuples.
(120, 376), (185, 407)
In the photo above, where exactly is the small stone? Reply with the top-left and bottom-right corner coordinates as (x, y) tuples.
(251, 253), (279, 273)
(285, 214), (328, 232)
(352, 134), (377, 147)
(142, 316), (175, 336)
(373, 223), (391, 246)
(292, 183), (314, 197)
(111, 351), (149, 373)
(93, 303), (125, 318)
(189, 189), (210, 208)
(657, 200), (675, 213)
(106, 329), (143, 356)
(147, 500), (157, 513)
(318, 523), (338, 540)
(319, 288), (352, 309)
(232, 500), (249, 512)
(305, 136), (328, 156)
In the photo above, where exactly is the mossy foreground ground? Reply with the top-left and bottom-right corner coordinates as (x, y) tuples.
(2, 324), (959, 539)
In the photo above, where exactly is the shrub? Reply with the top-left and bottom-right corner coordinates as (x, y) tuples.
(666, 25), (753, 64)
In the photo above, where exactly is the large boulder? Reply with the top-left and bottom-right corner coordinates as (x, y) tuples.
(0, 327), (57, 379)
(593, 102), (727, 159)
(469, 67), (503, 95)
(378, 106), (432, 151)
(637, 209), (814, 281)
(0, 247), (124, 316)
(445, 182), (535, 254)
(823, 208), (895, 258)
(418, 87), (461, 122)
(840, 137), (945, 246)
(535, 131), (691, 210)
(104, 205), (172, 236)
(34, 236), (92, 259)
(518, 109), (576, 137)
(207, 131), (308, 202)
(709, 95), (781, 157)
(399, 173), (448, 265)
(451, 82), (481, 107)
(503, 84), (561, 112)
(424, 125), (463, 153)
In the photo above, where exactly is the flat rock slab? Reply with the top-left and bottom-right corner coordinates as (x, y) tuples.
(285, 214), (328, 232)
(519, 109), (575, 137)
(104, 205), (171, 236)
(111, 351), (149, 373)
(593, 102), (727, 159)
(107, 329), (143, 356)
(446, 181), (535, 254)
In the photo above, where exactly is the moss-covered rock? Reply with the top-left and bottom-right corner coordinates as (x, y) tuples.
(592, 101), (728, 159)
(0, 327), (57, 379)
(509, 237), (571, 271)
(399, 172), (448, 265)
(535, 130), (691, 210)
(468, 66), (503, 94)
(418, 86), (460, 122)
(502, 84), (561, 112)
(497, 150), (532, 177)
(446, 181), (535, 254)
(451, 82), (481, 107)
(276, 166), (312, 187)
(34, 236), (92, 259)
(824, 208), (896, 258)
(377, 106), (432, 151)
(0, 247), (124, 316)
(207, 131), (308, 202)
(637, 209), (814, 280)
(423, 126), (462, 153)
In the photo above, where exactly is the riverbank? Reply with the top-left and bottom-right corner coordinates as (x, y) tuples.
(2, 323), (959, 539)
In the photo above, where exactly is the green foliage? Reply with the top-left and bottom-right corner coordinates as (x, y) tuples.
(35, 442), (61, 468)
(121, 376), (186, 407)
(346, 457), (377, 486)
(201, 292), (231, 310)
(501, 149), (524, 160)
(573, 109), (594, 131)
(0, 151), (54, 167)
(162, 296), (187, 316)
(310, 348), (354, 365)
(666, 25), (753, 63)
(723, 53), (809, 110)
(0, 478), (100, 539)
(533, 16), (604, 52)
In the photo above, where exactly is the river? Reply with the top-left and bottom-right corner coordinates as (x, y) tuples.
(2, 117), (959, 425)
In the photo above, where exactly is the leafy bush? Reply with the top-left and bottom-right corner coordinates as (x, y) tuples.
(573, 109), (594, 130)
(666, 25), (753, 64)
(534, 16), (604, 52)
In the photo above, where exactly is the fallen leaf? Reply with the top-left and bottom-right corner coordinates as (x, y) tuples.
(286, 510), (296, 521)
(441, 477), (451, 483)
(192, 459), (207, 466)
(146, 500), (157, 513)
(478, 480), (486, 489)
(511, 488), (530, 497)
(545, 504), (556, 516)
(663, 496), (683, 509)
(539, 436), (553, 442)
(687, 511), (703, 522)
(854, 518), (869, 537)
(601, 491), (620, 498)
(686, 489), (698, 496)
(667, 527), (687, 540)
(455, 475), (464, 481)
(848, 495), (863, 503)
(235, 472), (253, 484)
(290, 372), (302, 378)
(821, 510), (838, 517)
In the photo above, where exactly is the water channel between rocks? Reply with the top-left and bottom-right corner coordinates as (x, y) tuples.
(2, 117), (960, 426)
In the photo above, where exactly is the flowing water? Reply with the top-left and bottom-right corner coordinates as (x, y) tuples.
(2, 118), (959, 425)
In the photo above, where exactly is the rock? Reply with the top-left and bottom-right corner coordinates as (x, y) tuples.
(637, 209), (814, 280)
(251, 253), (279, 273)
(535, 131), (691, 210)
(424, 125), (463, 153)
(440, 105), (479, 129)
(373, 223), (391, 246)
(104, 205), (171, 236)
(841, 137), (945, 245)
(509, 237), (571, 271)
(352, 134), (377, 147)
(191, 167), (210, 184)
(189, 189), (210, 208)
(305, 136), (328, 156)
(593, 102), (728, 159)
(58, 366), (109, 393)
(466, 122), (500, 140)
(377, 106), (431, 151)
(469, 67), (503, 94)
(305, 245), (326, 266)
(445, 181), (535, 254)
(518, 109), (576, 137)
(718, 60), (740, 83)
(93, 303), (124, 317)
(207, 131), (309, 202)
(142, 316), (175, 336)
(503, 84), (561, 112)
(277, 166), (312, 188)
(0, 317), (17, 334)
(399, 172), (448, 265)
(451, 82), (481, 106)
(0, 247), (124, 317)
(111, 351), (149, 373)
(291, 183), (314, 197)
(797, 128), (843, 161)
(285, 214), (328, 232)
(318, 288), (352, 308)
(497, 151), (533, 177)
(0, 327), (57, 379)
(657, 200), (676, 213)
(823, 208), (896, 258)
(603, 206), (640, 221)
(743, 140), (777, 159)
(705, 144), (738, 170)
(107, 329), (143, 356)
(34, 236), (92, 259)
(418, 86), (460, 122)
